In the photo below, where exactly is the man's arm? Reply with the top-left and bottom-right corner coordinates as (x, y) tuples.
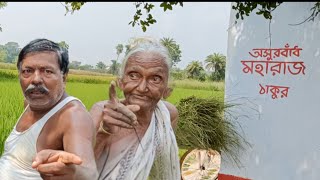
(33, 104), (98, 180)
(60, 104), (98, 179)
(163, 101), (179, 129)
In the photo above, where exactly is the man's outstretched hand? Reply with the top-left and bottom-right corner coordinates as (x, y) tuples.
(32, 149), (82, 179)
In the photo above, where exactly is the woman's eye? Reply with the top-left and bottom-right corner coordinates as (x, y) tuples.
(152, 76), (162, 83)
(128, 73), (140, 79)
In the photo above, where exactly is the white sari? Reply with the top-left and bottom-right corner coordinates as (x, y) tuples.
(97, 100), (180, 180)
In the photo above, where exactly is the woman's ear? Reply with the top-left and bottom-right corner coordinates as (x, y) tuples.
(163, 87), (173, 99)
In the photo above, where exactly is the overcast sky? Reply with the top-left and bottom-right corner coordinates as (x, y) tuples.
(0, 2), (231, 69)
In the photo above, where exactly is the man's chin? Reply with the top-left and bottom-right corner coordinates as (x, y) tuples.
(26, 99), (51, 109)
(25, 92), (64, 109)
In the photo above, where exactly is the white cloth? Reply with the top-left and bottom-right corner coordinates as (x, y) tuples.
(97, 100), (181, 180)
(0, 96), (80, 180)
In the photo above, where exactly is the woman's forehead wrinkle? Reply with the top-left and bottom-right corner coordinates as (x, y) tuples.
(127, 59), (166, 68)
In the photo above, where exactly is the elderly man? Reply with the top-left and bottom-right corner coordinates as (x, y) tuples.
(0, 39), (98, 179)
(90, 37), (181, 180)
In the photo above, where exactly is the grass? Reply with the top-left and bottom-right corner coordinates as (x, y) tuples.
(0, 80), (24, 155)
(170, 79), (225, 91)
(68, 69), (114, 76)
(167, 88), (224, 105)
(179, 149), (188, 159)
(67, 74), (116, 84)
(0, 69), (17, 80)
(0, 69), (115, 84)
(0, 62), (17, 70)
(0, 63), (114, 76)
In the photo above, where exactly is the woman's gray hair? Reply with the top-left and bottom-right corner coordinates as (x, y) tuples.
(118, 36), (172, 78)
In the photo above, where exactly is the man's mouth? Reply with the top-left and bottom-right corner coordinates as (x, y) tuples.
(30, 91), (44, 94)
(28, 90), (46, 97)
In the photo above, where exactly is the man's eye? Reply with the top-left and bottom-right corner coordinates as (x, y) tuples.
(22, 69), (33, 74)
(45, 69), (53, 74)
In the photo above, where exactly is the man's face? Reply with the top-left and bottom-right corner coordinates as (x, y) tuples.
(119, 51), (170, 110)
(19, 52), (66, 110)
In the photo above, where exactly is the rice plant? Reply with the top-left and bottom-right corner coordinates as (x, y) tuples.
(175, 96), (249, 167)
(0, 80), (24, 155)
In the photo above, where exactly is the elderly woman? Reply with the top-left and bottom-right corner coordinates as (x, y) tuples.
(90, 37), (181, 180)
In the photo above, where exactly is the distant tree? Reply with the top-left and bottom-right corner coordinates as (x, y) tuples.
(205, 53), (226, 72)
(79, 64), (94, 70)
(116, 44), (123, 61)
(198, 70), (207, 82)
(160, 37), (182, 67)
(4, 42), (20, 63)
(205, 53), (226, 81)
(0, 50), (7, 62)
(186, 60), (204, 79)
(58, 41), (69, 50)
(170, 67), (187, 80)
(108, 60), (121, 75)
(96, 61), (107, 70)
(0, 45), (7, 62)
(69, 60), (82, 69)
(124, 44), (131, 55)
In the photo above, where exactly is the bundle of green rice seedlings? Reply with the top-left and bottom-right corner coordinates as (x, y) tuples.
(175, 95), (248, 167)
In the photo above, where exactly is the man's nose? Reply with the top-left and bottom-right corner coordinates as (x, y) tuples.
(31, 70), (43, 85)
(137, 79), (148, 92)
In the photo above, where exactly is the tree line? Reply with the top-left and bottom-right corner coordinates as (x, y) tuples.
(0, 41), (69, 64)
(0, 38), (226, 82)
(87, 37), (226, 81)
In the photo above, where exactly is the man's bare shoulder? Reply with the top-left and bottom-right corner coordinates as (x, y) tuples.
(57, 99), (93, 127)
(61, 99), (88, 115)
(37, 98), (95, 150)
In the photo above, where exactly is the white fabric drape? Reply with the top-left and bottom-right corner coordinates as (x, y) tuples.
(98, 100), (180, 180)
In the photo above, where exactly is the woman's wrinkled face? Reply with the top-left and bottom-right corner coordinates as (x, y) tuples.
(119, 51), (170, 110)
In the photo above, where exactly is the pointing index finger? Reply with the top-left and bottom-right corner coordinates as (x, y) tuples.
(32, 150), (83, 169)
(109, 80), (119, 104)
(52, 153), (82, 165)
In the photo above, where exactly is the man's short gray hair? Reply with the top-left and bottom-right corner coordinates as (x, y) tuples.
(118, 36), (172, 78)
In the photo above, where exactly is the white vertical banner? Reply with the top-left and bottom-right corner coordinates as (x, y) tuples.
(224, 2), (320, 180)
